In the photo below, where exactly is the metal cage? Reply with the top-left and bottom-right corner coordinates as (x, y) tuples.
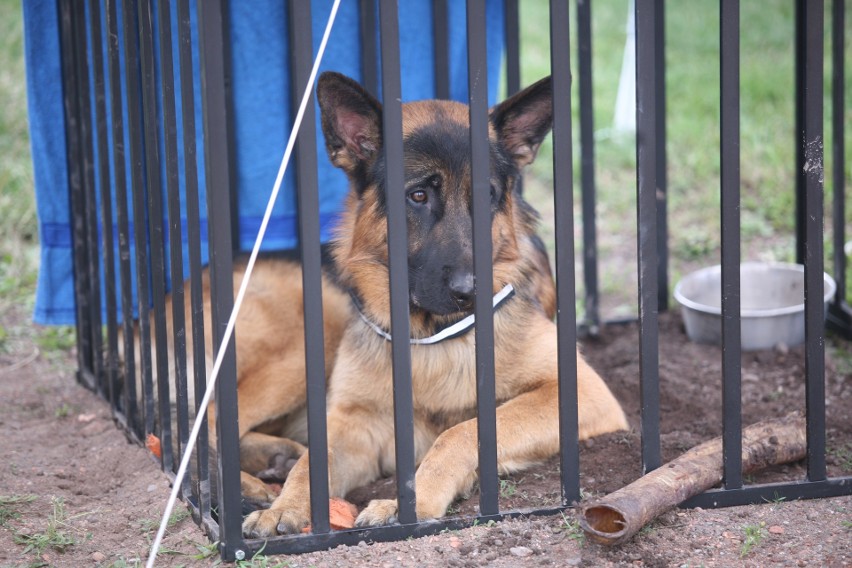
(56, 0), (851, 561)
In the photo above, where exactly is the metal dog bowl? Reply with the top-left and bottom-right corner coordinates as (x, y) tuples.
(673, 262), (836, 351)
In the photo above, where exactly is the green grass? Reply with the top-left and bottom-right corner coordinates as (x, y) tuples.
(740, 521), (768, 557)
(499, 477), (518, 499)
(13, 497), (81, 557)
(559, 512), (586, 546)
(138, 505), (191, 539)
(516, 0), (852, 318)
(0, 494), (37, 527)
(0, 0), (37, 311)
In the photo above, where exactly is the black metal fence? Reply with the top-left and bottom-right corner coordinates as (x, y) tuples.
(56, 0), (851, 561)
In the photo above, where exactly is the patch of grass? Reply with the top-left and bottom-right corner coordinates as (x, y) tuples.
(559, 512), (585, 546)
(762, 493), (786, 507)
(107, 559), (142, 568)
(499, 478), (518, 499)
(54, 402), (73, 419)
(740, 521), (768, 558)
(0, 0), (38, 310)
(192, 540), (220, 560)
(13, 497), (79, 556)
(0, 494), (36, 527)
(828, 340), (852, 376)
(841, 520), (852, 530)
(138, 506), (191, 539)
(36, 326), (76, 354)
(516, 0), (852, 316)
(212, 542), (293, 568)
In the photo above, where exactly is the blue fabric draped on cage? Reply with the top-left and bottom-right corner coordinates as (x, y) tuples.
(24, 0), (506, 325)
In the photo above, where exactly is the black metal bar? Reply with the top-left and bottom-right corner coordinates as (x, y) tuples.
(72, 0), (100, 388)
(504, 0), (520, 96)
(828, 0), (851, 336)
(197, 0), (246, 555)
(88, 0), (119, 407)
(551, 0), (580, 506)
(467, 0), (499, 517)
(74, 0), (106, 393)
(176, 0), (210, 517)
(794, 0), (806, 265)
(105, 0), (140, 437)
(576, 0), (599, 331)
(654, 0), (668, 313)
(800, 0), (826, 483)
(58, 0), (97, 387)
(830, 0), (845, 305)
(378, 0), (417, 526)
(359, 0), (379, 98)
(288, 0), (330, 535)
(433, 0), (450, 99)
(719, 0), (742, 491)
(242, 505), (567, 557)
(155, 0), (190, 483)
(57, 0), (89, 382)
(121, 0), (156, 440)
(634, 0), (661, 474)
(683, 477), (852, 509)
(138, 0), (174, 472)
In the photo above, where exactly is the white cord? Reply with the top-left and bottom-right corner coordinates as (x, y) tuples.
(145, 2), (341, 565)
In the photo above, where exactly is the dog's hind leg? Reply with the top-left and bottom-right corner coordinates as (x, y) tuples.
(239, 431), (305, 481)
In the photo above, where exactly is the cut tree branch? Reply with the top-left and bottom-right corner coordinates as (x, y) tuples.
(579, 413), (807, 545)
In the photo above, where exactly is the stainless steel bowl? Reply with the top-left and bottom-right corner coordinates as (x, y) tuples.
(673, 262), (836, 351)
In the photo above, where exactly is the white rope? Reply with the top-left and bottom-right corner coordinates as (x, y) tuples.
(146, 2), (341, 565)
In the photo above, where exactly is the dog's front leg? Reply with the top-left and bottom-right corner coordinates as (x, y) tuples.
(357, 381), (563, 526)
(242, 404), (392, 537)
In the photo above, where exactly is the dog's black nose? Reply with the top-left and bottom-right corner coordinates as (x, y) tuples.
(448, 272), (475, 310)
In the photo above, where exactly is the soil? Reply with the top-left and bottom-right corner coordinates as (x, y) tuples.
(1, 305), (851, 567)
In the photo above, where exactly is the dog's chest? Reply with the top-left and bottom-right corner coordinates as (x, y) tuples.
(409, 338), (479, 413)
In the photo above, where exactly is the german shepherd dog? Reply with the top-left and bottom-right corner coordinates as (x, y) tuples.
(238, 72), (628, 537)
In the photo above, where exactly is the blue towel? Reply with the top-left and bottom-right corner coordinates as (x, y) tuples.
(24, 0), (506, 325)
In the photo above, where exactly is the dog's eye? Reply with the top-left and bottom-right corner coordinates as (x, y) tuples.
(408, 189), (428, 204)
(490, 184), (498, 200)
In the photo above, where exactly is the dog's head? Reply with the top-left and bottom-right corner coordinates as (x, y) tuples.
(317, 72), (553, 330)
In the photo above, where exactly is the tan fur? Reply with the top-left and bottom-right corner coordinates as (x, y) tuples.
(241, 74), (628, 537)
(123, 257), (352, 506)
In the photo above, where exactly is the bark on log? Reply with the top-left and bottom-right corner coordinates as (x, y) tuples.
(579, 413), (806, 546)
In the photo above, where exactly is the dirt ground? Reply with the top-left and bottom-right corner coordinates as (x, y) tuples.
(1, 303), (851, 567)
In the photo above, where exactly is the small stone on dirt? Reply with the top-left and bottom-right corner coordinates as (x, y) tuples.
(510, 546), (533, 557)
(92, 551), (106, 562)
(769, 525), (785, 535)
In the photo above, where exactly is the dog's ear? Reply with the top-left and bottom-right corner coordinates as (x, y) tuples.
(317, 72), (383, 175)
(489, 76), (553, 169)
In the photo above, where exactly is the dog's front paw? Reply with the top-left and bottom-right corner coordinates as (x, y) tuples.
(242, 507), (308, 538)
(355, 499), (399, 527)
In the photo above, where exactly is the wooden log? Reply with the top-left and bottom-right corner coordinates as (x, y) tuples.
(579, 413), (806, 546)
